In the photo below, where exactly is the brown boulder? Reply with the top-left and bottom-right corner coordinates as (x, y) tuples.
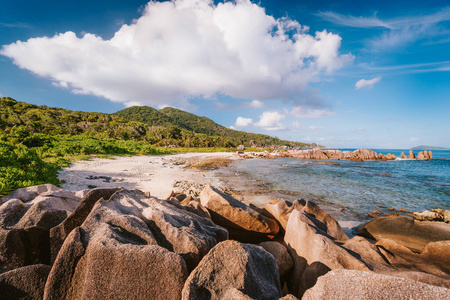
(45, 189), (229, 299)
(49, 187), (120, 262)
(200, 185), (279, 241)
(182, 240), (282, 300)
(0, 186), (81, 273)
(412, 210), (443, 222)
(263, 198), (348, 241)
(259, 241), (294, 278)
(0, 264), (52, 300)
(284, 210), (369, 297)
(302, 269), (450, 299)
(353, 148), (379, 160)
(355, 216), (450, 252)
(401, 152), (407, 158)
(409, 150), (416, 159)
(417, 151), (426, 160)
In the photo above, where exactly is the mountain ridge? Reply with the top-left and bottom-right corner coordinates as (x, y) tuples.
(410, 145), (450, 150)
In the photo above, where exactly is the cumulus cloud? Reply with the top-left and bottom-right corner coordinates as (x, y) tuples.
(1, 0), (351, 108)
(291, 106), (335, 118)
(234, 116), (253, 128)
(355, 76), (381, 89)
(255, 111), (285, 131)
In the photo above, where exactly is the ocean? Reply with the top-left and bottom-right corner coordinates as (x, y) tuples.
(223, 149), (450, 229)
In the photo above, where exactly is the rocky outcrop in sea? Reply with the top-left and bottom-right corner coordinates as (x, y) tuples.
(240, 148), (433, 161)
(0, 184), (448, 299)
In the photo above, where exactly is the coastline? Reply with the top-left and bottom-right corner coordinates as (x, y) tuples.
(58, 151), (363, 234)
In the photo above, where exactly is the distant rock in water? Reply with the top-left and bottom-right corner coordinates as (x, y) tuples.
(409, 150), (416, 159)
(401, 152), (407, 158)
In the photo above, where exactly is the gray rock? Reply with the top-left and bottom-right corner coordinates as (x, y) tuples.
(259, 241), (294, 278)
(0, 264), (51, 300)
(302, 269), (450, 300)
(182, 240), (282, 300)
(45, 189), (228, 299)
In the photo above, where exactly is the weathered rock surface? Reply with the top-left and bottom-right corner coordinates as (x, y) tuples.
(0, 264), (52, 300)
(264, 198), (348, 241)
(182, 240), (282, 300)
(375, 239), (450, 282)
(284, 209), (369, 297)
(302, 269), (450, 300)
(259, 241), (293, 278)
(49, 187), (120, 262)
(0, 185), (81, 273)
(44, 189), (228, 299)
(401, 152), (407, 158)
(409, 150), (416, 159)
(355, 216), (450, 252)
(200, 185), (279, 241)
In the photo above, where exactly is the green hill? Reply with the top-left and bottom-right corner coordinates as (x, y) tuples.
(115, 105), (309, 148)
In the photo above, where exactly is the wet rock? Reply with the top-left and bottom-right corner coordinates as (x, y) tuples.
(0, 264), (52, 300)
(355, 216), (450, 252)
(302, 269), (450, 300)
(182, 240), (282, 300)
(200, 185), (279, 242)
(284, 210), (369, 297)
(409, 150), (416, 159)
(259, 241), (293, 278)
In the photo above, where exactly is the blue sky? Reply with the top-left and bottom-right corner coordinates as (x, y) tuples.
(1, 0), (449, 148)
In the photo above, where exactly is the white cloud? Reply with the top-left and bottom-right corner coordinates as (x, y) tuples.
(1, 0), (351, 108)
(356, 127), (365, 130)
(410, 137), (419, 142)
(355, 76), (381, 89)
(217, 99), (265, 110)
(255, 111), (285, 131)
(234, 116), (253, 128)
(291, 106), (335, 118)
(308, 125), (324, 130)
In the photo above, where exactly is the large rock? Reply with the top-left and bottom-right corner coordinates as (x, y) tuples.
(0, 185), (81, 273)
(182, 240), (282, 300)
(376, 239), (450, 281)
(200, 185), (279, 241)
(355, 216), (450, 252)
(353, 148), (379, 160)
(409, 150), (416, 159)
(284, 210), (369, 297)
(401, 152), (407, 158)
(263, 199), (348, 241)
(259, 241), (293, 278)
(0, 264), (52, 300)
(302, 269), (450, 299)
(44, 189), (228, 299)
(49, 187), (120, 262)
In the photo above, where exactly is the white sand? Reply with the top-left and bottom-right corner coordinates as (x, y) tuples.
(58, 152), (237, 199)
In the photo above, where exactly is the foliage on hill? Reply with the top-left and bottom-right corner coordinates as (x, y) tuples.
(117, 106), (310, 148)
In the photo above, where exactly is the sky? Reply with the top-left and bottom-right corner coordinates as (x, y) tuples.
(1, 0), (449, 149)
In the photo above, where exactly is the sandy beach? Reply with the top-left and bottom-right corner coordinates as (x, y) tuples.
(58, 152), (239, 199)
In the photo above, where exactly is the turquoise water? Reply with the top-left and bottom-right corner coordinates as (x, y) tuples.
(230, 150), (450, 222)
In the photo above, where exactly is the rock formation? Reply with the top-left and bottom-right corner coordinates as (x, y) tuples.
(182, 240), (281, 299)
(0, 184), (449, 299)
(302, 269), (450, 299)
(200, 185), (279, 242)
